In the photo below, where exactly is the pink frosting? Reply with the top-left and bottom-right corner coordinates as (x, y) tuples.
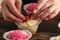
(26, 3), (37, 12)
(7, 30), (29, 40)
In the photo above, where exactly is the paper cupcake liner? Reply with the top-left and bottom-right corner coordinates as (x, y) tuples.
(16, 20), (42, 34)
(3, 30), (32, 40)
(16, 23), (39, 34)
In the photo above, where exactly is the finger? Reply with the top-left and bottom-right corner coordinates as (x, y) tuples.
(31, 0), (48, 19)
(40, 0), (53, 11)
(30, 9), (45, 20)
(37, 11), (46, 20)
(1, 2), (22, 22)
(2, 12), (21, 22)
(3, 13), (13, 22)
(33, 0), (48, 13)
(38, 5), (57, 20)
(6, 1), (24, 20)
(16, 0), (22, 11)
(30, 8), (47, 20)
(45, 8), (60, 20)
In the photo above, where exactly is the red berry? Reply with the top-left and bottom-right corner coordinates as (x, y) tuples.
(23, 16), (28, 22)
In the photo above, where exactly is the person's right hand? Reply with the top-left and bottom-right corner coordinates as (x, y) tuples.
(31, 0), (60, 21)
(1, 0), (25, 22)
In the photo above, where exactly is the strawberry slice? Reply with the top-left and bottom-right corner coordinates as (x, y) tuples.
(23, 16), (28, 22)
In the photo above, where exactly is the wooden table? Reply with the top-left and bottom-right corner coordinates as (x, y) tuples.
(0, 13), (60, 40)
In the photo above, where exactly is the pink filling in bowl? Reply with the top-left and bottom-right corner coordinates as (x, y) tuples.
(24, 3), (37, 13)
(3, 30), (32, 40)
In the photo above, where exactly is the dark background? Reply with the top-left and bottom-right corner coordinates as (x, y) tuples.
(22, 0), (37, 4)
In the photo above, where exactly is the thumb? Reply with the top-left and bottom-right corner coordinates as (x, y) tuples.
(33, 0), (48, 13)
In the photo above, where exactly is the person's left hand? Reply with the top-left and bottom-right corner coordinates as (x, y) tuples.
(31, 0), (60, 20)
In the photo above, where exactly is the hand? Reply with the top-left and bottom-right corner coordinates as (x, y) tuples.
(1, 0), (25, 22)
(31, 0), (60, 20)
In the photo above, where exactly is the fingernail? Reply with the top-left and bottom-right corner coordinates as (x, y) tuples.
(33, 9), (37, 13)
(45, 18), (48, 20)
(21, 16), (25, 20)
(22, 15), (25, 20)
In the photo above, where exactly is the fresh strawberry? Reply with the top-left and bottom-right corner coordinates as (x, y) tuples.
(23, 16), (28, 22)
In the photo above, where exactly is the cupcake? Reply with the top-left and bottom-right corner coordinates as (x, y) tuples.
(16, 20), (42, 34)
(3, 30), (32, 40)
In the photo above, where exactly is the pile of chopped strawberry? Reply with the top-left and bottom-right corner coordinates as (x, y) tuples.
(26, 3), (37, 12)
(8, 30), (29, 40)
